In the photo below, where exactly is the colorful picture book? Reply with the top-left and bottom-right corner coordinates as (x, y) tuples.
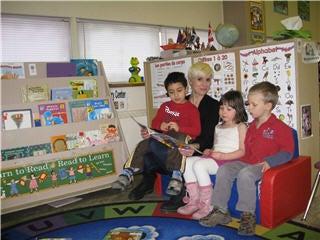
(70, 59), (98, 76)
(51, 135), (67, 152)
(69, 79), (98, 99)
(0, 62), (25, 80)
(38, 103), (68, 126)
(64, 125), (120, 150)
(1, 146), (29, 161)
(1, 143), (52, 161)
(130, 115), (202, 154)
(51, 87), (73, 101)
(100, 124), (120, 143)
(2, 109), (33, 130)
(87, 99), (113, 121)
(21, 84), (50, 103)
(69, 100), (88, 122)
(47, 62), (76, 77)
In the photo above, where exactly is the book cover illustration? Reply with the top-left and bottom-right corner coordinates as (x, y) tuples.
(1, 146), (30, 161)
(87, 99), (113, 121)
(0, 62), (25, 80)
(28, 143), (52, 157)
(100, 124), (120, 143)
(69, 79), (98, 99)
(51, 135), (67, 152)
(38, 103), (68, 126)
(47, 62), (76, 77)
(66, 133), (79, 150)
(77, 131), (92, 148)
(1, 143), (52, 161)
(51, 87), (73, 101)
(83, 130), (104, 146)
(70, 59), (98, 76)
(2, 109), (33, 130)
(69, 100), (88, 122)
(21, 84), (50, 103)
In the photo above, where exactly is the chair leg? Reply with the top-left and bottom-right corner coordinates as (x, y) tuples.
(302, 170), (320, 221)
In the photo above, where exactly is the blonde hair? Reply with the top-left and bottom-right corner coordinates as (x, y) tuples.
(188, 62), (213, 80)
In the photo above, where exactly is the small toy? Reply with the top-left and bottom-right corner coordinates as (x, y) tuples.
(128, 57), (143, 83)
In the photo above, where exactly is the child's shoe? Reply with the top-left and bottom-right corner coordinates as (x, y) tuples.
(166, 177), (183, 195)
(111, 168), (134, 191)
(199, 208), (232, 227)
(191, 185), (213, 220)
(177, 182), (199, 215)
(238, 212), (256, 236)
(166, 170), (183, 196)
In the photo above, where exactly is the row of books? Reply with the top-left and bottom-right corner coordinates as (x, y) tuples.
(0, 59), (98, 80)
(2, 98), (113, 131)
(22, 79), (98, 103)
(1, 125), (120, 161)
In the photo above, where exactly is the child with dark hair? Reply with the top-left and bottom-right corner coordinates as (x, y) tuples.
(177, 90), (248, 219)
(112, 72), (201, 198)
(200, 82), (294, 236)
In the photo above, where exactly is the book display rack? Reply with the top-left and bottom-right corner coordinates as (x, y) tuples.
(1, 61), (129, 214)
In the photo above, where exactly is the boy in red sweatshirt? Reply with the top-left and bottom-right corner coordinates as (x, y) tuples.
(112, 72), (201, 199)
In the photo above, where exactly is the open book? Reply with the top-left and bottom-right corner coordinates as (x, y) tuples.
(129, 114), (203, 154)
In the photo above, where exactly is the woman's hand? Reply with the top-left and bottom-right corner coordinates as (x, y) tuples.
(140, 128), (150, 139)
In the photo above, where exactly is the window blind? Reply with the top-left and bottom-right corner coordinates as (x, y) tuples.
(78, 20), (160, 83)
(1, 15), (71, 62)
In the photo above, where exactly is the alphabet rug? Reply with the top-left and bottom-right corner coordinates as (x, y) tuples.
(2, 201), (319, 240)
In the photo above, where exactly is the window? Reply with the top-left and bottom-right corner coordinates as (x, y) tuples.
(1, 15), (71, 62)
(78, 20), (160, 82)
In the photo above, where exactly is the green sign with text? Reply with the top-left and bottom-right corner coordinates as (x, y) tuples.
(0, 151), (114, 198)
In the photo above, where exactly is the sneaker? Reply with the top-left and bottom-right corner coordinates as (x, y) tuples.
(199, 208), (232, 227)
(111, 175), (132, 191)
(166, 178), (183, 196)
(238, 212), (256, 236)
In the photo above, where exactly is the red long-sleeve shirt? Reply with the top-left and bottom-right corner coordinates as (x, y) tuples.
(241, 114), (294, 165)
(151, 100), (201, 139)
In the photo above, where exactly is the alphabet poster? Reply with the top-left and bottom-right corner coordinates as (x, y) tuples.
(240, 42), (297, 129)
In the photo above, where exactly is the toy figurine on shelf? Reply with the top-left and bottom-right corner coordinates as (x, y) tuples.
(128, 57), (143, 83)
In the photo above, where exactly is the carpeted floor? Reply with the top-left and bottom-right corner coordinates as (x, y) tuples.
(2, 201), (320, 240)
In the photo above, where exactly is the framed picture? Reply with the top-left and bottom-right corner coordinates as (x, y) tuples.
(250, 1), (264, 32)
(298, 1), (310, 21)
(2, 109), (33, 130)
(273, 1), (288, 15)
(301, 104), (312, 139)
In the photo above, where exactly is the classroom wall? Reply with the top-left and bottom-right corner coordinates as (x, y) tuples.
(264, 1), (320, 42)
(1, 1), (223, 29)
